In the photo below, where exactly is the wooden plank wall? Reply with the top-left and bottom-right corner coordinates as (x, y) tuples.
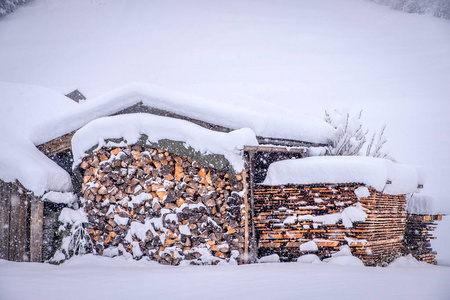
(0, 180), (44, 262)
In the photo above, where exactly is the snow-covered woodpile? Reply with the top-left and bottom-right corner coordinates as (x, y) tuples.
(254, 184), (406, 266)
(404, 214), (443, 264)
(80, 145), (249, 265)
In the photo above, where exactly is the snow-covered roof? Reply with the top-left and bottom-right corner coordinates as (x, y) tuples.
(262, 156), (421, 195)
(72, 113), (258, 172)
(0, 82), (75, 195)
(0, 82), (333, 195)
(37, 82), (335, 146)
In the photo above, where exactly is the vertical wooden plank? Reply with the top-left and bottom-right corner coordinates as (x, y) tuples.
(247, 151), (257, 262)
(8, 187), (28, 262)
(242, 169), (249, 264)
(0, 181), (11, 260)
(30, 196), (44, 262)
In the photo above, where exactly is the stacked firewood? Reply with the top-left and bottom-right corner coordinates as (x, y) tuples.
(254, 184), (407, 266)
(80, 145), (247, 265)
(404, 214), (442, 264)
(350, 191), (406, 265)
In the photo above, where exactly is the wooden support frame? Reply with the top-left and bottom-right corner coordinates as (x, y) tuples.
(244, 145), (306, 154)
(242, 169), (249, 264)
(247, 151), (257, 262)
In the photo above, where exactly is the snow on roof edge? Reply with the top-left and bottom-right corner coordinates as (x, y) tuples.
(262, 156), (421, 195)
(34, 82), (335, 146)
(0, 137), (73, 196)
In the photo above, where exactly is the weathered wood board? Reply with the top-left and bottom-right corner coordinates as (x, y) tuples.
(8, 189), (28, 262)
(0, 181), (11, 260)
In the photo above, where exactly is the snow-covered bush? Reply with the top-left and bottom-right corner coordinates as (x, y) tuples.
(365, 124), (391, 159)
(0, 0), (32, 17)
(325, 110), (367, 156)
(367, 0), (450, 19)
(324, 110), (391, 159)
(50, 207), (94, 264)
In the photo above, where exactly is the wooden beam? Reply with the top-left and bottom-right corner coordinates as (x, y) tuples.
(242, 169), (249, 264)
(256, 136), (326, 147)
(30, 196), (44, 262)
(244, 145), (306, 154)
(37, 132), (75, 157)
(247, 151), (257, 262)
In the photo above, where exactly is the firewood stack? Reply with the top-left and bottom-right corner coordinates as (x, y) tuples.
(80, 145), (247, 265)
(254, 184), (407, 266)
(349, 191), (406, 265)
(404, 214), (442, 264)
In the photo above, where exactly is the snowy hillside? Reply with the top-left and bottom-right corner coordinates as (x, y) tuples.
(0, 0), (449, 296)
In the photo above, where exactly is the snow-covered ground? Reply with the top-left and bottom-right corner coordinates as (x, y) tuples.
(0, 0), (450, 297)
(0, 254), (449, 300)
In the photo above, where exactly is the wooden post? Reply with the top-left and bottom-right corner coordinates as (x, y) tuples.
(0, 181), (11, 260)
(30, 196), (44, 262)
(8, 187), (28, 262)
(247, 151), (257, 262)
(242, 169), (249, 264)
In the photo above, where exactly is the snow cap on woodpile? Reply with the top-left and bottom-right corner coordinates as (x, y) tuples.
(262, 156), (421, 195)
(72, 113), (258, 172)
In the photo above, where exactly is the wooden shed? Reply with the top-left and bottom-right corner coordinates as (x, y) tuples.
(0, 84), (443, 265)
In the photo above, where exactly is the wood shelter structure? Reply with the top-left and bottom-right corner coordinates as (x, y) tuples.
(0, 89), (444, 265)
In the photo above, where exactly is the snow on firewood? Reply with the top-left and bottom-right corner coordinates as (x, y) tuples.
(341, 203), (368, 228)
(59, 208), (88, 226)
(263, 156), (421, 195)
(354, 186), (370, 199)
(72, 113), (257, 173)
(43, 191), (78, 205)
(293, 203), (366, 229)
(300, 241), (318, 252)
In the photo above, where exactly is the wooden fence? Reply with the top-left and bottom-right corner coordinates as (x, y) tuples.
(0, 180), (43, 262)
